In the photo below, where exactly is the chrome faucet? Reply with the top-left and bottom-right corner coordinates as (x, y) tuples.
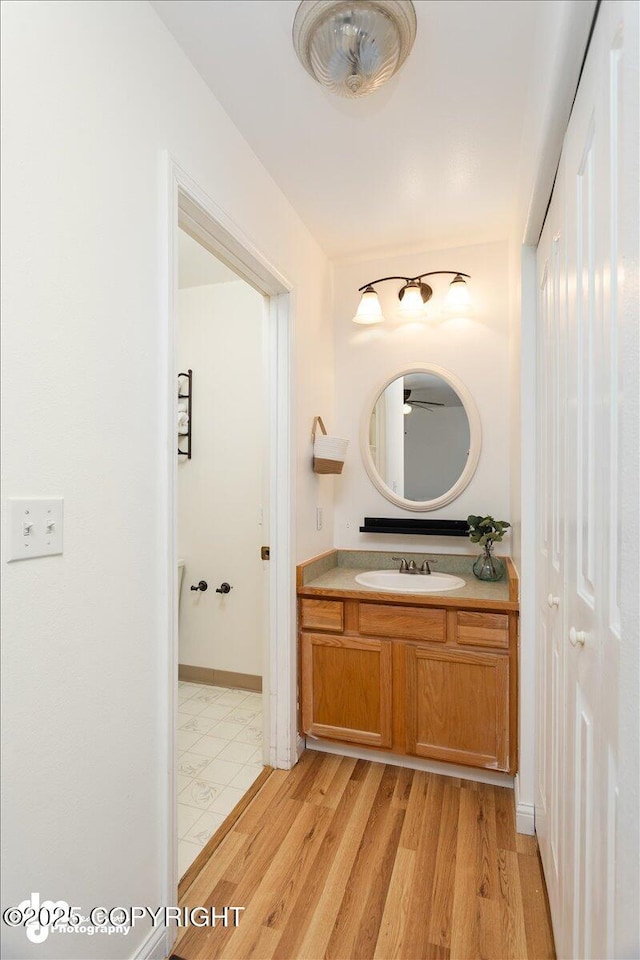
(392, 556), (438, 575)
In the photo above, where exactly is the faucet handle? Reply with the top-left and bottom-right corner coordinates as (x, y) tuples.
(392, 556), (408, 571)
(420, 558), (437, 574)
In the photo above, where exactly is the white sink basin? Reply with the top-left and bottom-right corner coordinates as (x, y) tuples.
(354, 570), (466, 593)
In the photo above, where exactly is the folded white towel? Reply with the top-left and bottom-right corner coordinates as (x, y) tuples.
(178, 399), (188, 413)
(178, 411), (189, 428)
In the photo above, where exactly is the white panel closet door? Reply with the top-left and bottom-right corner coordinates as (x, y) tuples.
(535, 177), (566, 941)
(535, 3), (633, 958)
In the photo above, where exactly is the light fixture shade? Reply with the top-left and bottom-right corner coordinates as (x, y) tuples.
(353, 286), (384, 324)
(403, 402), (413, 415)
(398, 281), (427, 318)
(293, 1), (417, 99)
(443, 274), (473, 317)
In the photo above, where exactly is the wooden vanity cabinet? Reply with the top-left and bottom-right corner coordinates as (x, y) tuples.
(298, 591), (518, 774)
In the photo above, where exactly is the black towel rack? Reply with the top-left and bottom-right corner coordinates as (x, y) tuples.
(178, 369), (192, 460)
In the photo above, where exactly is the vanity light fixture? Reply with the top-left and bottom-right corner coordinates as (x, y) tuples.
(293, 1), (417, 100)
(352, 271), (472, 324)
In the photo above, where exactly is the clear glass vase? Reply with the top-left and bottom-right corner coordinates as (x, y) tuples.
(472, 544), (505, 582)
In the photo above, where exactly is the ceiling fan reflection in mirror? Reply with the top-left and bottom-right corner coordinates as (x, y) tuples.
(402, 389), (444, 415)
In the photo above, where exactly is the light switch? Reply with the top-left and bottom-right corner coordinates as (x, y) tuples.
(6, 498), (64, 561)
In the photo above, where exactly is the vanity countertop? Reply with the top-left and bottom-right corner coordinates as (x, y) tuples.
(297, 550), (518, 611)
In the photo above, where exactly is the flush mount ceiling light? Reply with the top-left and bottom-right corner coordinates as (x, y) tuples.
(293, 0), (417, 99)
(352, 271), (472, 324)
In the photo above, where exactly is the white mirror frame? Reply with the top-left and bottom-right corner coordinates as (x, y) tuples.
(360, 363), (482, 512)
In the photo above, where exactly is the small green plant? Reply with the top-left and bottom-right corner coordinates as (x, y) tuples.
(467, 515), (511, 548)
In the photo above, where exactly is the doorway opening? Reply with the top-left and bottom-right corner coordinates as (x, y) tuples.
(175, 226), (268, 879)
(164, 165), (296, 914)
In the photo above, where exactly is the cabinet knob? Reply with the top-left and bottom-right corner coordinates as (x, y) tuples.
(547, 593), (560, 608)
(569, 626), (586, 647)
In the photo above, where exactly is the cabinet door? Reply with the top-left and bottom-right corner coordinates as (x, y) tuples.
(405, 645), (509, 771)
(301, 633), (392, 747)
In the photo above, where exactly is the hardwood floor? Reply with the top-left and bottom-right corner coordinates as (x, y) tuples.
(174, 752), (555, 960)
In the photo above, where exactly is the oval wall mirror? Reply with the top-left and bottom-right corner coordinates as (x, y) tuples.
(361, 365), (481, 511)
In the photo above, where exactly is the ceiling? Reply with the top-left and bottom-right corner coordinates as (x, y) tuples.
(154, 0), (545, 259)
(178, 228), (239, 288)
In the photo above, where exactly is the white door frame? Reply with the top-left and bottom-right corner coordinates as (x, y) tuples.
(160, 156), (297, 924)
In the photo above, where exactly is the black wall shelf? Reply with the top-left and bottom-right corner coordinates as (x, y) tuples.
(359, 517), (470, 537)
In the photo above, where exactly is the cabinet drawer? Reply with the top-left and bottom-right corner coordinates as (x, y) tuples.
(300, 598), (344, 632)
(453, 611), (509, 649)
(359, 602), (446, 642)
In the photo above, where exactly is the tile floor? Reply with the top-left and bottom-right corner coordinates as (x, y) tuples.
(177, 681), (263, 877)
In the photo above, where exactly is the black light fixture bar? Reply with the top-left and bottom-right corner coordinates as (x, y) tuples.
(357, 270), (470, 292)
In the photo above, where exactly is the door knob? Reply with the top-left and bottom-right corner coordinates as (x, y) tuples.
(569, 626), (586, 647)
(215, 582), (232, 594)
(190, 580), (208, 592)
(547, 593), (560, 608)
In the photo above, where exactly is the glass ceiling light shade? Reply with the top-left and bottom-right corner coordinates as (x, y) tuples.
(353, 285), (385, 324)
(398, 280), (429, 319)
(293, 1), (417, 99)
(443, 274), (473, 317)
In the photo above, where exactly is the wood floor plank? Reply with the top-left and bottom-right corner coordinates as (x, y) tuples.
(518, 851), (556, 959)
(516, 832), (539, 855)
(317, 754), (358, 809)
(291, 762), (386, 960)
(178, 831), (246, 910)
(391, 764), (414, 809)
(218, 923), (280, 960)
(427, 781), (460, 950)
(232, 769), (291, 836)
(302, 752), (344, 806)
(478, 896), (503, 960)
(176, 796), (303, 958)
(221, 800), (333, 957)
(174, 753), (555, 960)
(497, 847), (529, 960)
(450, 785), (482, 960)
(373, 846), (416, 959)
(403, 774), (446, 959)
(271, 774), (362, 959)
(325, 765), (402, 959)
(476, 782), (500, 900)
(494, 784), (518, 852)
(398, 768), (430, 851)
(351, 803), (405, 958)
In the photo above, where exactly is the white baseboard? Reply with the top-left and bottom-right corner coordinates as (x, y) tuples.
(305, 737), (514, 788)
(515, 773), (536, 835)
(131, 924), (168, 960)
(296, 733), (305, 760)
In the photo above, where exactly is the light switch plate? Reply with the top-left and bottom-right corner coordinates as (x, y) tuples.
(6, 498), (64, 561)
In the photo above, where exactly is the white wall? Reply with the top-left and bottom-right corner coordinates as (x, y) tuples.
(178, 281), (265, 678)
(333, 241), (512, 555)
(0, 3), (333, 958)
